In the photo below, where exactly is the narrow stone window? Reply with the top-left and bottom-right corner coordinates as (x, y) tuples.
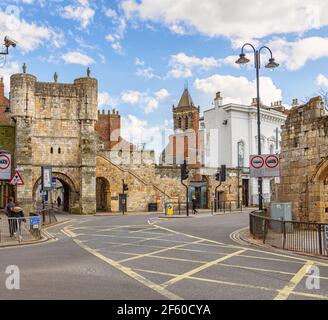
(58, 148), (61, 154)
(50, 147), (53, 154)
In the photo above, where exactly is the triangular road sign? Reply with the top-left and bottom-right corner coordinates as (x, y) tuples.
(10, 171), (24, 186)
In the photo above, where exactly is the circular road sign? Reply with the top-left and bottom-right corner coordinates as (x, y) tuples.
(251, 155), (264, 169)
(0, 154), (10, 171)
(265, 155), (279, 169)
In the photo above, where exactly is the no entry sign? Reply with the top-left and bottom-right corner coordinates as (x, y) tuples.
(0, 153), (12, 180)
(250, 154), (280, 178)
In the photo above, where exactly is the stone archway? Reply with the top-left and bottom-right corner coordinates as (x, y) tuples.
(309, 157), (328, 222)
(96, 177), (111, 212)
(33, 172), (79, 213)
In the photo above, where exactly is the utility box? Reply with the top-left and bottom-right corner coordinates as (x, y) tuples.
(270, 202), (292, 232)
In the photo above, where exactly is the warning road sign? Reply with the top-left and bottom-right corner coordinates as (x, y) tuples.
(10, 171), (25, 186)
(250, 154), (280, 178)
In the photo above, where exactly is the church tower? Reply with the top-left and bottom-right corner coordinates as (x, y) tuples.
(173, 88), (200, 133)
(160, 88), (201, 166)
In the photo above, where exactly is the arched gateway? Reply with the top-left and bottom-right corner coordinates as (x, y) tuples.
(33, 172), (79, 213)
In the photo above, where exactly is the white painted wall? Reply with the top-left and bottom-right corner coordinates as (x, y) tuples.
(203, 101), (287, 205)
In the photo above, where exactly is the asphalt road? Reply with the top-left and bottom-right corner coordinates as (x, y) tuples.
(0, 212), (327, 300)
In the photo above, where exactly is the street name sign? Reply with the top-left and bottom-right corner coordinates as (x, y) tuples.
(250, 154), (280, 178)
(0, 153), (11, 180)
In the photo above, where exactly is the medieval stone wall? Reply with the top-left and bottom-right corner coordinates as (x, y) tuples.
(279, 97), (328, 222)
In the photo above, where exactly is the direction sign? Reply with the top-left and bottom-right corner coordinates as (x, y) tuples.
(0, 153), (11, 180)
(9, 171), (24, 186)
(250, 154), (280, 178)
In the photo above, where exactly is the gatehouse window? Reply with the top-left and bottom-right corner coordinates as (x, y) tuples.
(50, 147), (53, 154)
(58, 148), (61, 154)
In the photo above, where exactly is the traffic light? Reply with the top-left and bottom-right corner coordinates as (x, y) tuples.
(181, 160), (189, 181)
(123, 183), (129, 192)
(220, 165), (227, 182)
(216, 172), (221, 181)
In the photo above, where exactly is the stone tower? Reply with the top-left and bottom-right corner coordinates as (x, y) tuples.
(10, 71), (98, 215)
(173, 88), (200, 133)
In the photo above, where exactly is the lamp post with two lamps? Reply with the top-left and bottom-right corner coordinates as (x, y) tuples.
(235, 43), (279, 210)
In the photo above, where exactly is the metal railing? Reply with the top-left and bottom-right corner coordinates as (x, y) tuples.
(0, 215), (43, 245)
(250, 211), (328, 256)
(35, 207), (57, 226)
(211, 200), (243, 214)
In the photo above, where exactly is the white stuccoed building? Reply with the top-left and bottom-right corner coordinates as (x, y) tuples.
(203, 92), (289, 206)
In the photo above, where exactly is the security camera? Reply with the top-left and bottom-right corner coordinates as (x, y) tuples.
(4, 36), (17, 48)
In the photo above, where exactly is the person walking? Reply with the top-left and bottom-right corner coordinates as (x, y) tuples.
(5, 197), (17, 238)
(57, 196), (62, 209)
(192, 196), (198, 215)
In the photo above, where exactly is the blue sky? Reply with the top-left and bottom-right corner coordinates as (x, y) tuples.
(1, 0), (328, 154)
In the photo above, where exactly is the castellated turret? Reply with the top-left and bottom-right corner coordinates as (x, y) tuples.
(74, 77), (98, 121)
(10, 73), (37, 118)
(10, 70), (98, 215)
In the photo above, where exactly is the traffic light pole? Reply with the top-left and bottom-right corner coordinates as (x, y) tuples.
(214, 180), (222, 213)
(122, 180), (125, 215)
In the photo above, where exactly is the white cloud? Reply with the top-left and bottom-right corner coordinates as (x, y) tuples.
(98, 91), (119, 108)
(121, 90), (143, 104)
(155, 89), (169, 100)
(269, 37), (328, 71)
(121, 89), (170, 113)
(136, 67), (161, 79)
(121, 115), (173, 160)
(0, 11), (63, 53)
(0, 61), (20, 94)
(105, 8), (127, 54)
(167, 52), (219, 78)
(62, 0), (95, 29)
(121, 0), (328, 40)
(316, 74), (328, 88)
(61, 51), (95, 66)
(135, 57), (145, 66)
(194, 74), (282, 106)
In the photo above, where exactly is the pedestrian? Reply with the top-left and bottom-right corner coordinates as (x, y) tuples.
(5, 197), (17, 238)
(12, 204), (26, 241)
(57, 196), (62, 209)
(192, 196), (198, 215)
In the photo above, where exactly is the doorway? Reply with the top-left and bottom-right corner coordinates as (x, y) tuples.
(96, 177), (111, 212)
(189, 183), (208, 209)
(242, 179), (250, 207)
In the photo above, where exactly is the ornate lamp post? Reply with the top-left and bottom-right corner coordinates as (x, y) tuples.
(235, 44), (279, 210)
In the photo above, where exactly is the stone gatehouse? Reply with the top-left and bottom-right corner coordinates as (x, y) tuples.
(279, 96), (328, 222)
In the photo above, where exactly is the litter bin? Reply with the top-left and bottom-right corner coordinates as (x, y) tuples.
(148, 203), (158, 212)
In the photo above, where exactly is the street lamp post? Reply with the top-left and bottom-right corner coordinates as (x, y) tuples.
(235, 44), (279, 211)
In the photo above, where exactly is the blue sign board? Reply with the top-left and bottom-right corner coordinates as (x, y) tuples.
(30, 217), (41, 226)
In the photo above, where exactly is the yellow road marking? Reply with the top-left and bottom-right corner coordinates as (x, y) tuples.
(155, 225), (328, 267)
(63, 227), (78, 238)
(274, 261), (314, 300)
(135, 268), (328, 300)
(68, 232), (183, 300)
(118, 239), (205, 263)
(162, 249), (247, 288)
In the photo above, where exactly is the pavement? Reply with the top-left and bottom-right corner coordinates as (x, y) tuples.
(0, 211), (327, 300)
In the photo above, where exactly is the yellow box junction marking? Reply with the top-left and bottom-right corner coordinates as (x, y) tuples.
(162, 249), (247, 288)
(274, 261), (314, 300)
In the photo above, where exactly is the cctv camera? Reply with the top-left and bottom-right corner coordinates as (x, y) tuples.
(4, 36), (17, 48)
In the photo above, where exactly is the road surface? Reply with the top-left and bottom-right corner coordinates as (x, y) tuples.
(0, 212), (327, 300)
